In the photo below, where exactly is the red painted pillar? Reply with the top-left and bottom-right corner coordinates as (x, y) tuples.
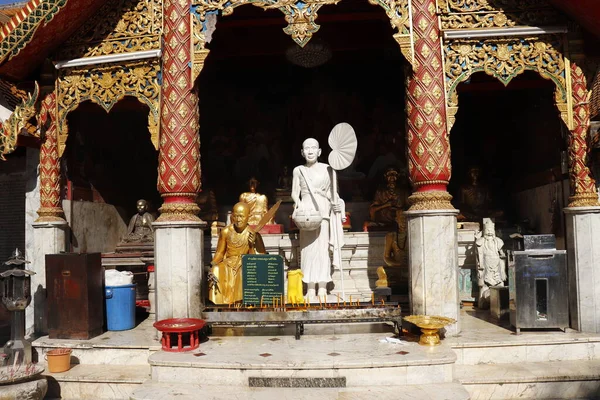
(568, 64), (599, 207)
(157, 0), (201, 221)
(405, 0), (453, 210)
(37, 92), (65, 222)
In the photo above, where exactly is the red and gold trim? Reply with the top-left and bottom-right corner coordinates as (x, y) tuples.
(568, 64), (599, 207)
(405, 0), (453, 210)
(157, 0), (202, 221)
(36, 92), (65, 222)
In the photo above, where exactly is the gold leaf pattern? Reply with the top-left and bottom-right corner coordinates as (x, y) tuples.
(168, 175), (177, 189)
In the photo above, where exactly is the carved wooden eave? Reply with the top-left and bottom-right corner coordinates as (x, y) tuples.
(0, 0), (106, 81)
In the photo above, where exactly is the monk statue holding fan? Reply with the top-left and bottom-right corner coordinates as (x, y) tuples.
(291, 123), (357, 302)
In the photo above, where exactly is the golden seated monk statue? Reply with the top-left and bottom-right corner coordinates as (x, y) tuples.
(239, 177), (274, 226)
(208, 202), (266, 304)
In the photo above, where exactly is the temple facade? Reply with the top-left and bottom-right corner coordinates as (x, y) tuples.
(0, 0), (599, 338)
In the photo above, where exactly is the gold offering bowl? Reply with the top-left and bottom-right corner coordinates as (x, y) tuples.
(403, 315), (457, 346)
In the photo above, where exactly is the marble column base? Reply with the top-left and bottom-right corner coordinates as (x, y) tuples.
(406, 209), (460, 336)
(154, 221), (206, 322)
(27, 221), (69, 335)
(565, 207), (600, 333)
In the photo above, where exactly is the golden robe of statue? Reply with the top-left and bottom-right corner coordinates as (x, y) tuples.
(208, 202), (265, 304)
(239, 177), (274, 226)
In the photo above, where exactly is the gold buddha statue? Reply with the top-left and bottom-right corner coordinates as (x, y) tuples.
(122, 199), (155, 243)
(208, 202), (266, 304)
(197, 188), (219, 223)
(239, 177), (274, 226)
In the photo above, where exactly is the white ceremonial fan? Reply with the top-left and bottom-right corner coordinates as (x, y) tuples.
(328, 122), (357, 301)
(328, 122), (357, 170)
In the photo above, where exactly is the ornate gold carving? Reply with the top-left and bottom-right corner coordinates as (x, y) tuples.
(36, 207), (66, 222)
(445, 36), (572, 131)
(0, 82), (39, 160)
(568, 193), (600, 208)
(191, 0), (412, 64)
(438, 0), (563, 35)
(58, 0), (162, 59)
(445, 0), (550, 13)
(157, 202), (201, 222)
(56, 60), (161, 155)
(408, 191), (454, 210)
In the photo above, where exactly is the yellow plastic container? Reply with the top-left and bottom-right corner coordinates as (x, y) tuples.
(287, 269), (304, 304)
(46, 348), (72, 373)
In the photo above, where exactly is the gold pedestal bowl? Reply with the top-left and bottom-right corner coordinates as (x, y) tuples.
(403, 315), (457, 346)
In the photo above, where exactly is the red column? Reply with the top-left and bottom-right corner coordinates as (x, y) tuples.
(157, 0), (201, 221)
(568, 64), (599, 207)
(405, 0), (453, 210)
(36, 92), (65, 222)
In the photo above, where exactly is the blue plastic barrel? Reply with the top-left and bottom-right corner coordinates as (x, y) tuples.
(105, 284), (136, 331)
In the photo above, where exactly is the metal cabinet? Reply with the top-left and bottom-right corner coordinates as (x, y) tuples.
(508, 236), (568, 334)
(46, 253), (104, 339)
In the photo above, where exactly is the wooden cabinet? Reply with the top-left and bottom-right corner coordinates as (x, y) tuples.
(46, 253), (104, 339)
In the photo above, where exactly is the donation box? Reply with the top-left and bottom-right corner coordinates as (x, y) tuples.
(508, 235), (568, 334)
(46, 253), (104, 339)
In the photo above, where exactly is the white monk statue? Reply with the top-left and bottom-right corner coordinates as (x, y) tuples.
(475, 218), (506, 309)
(292, 138), (345, 301)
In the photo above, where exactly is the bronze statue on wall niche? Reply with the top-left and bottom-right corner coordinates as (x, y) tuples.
(457, 166), (503, 222)
(364, 167), (409, 231)
(122, 199), (155, 243)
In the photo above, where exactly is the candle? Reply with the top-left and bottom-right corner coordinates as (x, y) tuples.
(260, 296), (264, 308)
(372, 293), (375, 306)
(337, 294), (340, 307)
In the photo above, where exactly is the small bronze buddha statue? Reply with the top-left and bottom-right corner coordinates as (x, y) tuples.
(122, 199), (155, 243)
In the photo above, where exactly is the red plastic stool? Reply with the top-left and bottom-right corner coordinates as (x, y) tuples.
(153, 318), (206, 352)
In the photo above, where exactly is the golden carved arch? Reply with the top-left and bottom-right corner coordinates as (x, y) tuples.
(191, 0), (413, 82)
(56, 60), (161, 157)
(444, 35), (573, 132)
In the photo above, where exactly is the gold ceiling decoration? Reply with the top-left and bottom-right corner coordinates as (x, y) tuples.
(57, 0), (162, 59)
(444, 35), (572, 132)
(56, 60), (161, 156)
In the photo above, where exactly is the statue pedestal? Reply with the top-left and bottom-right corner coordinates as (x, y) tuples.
(154, 221), (206, 322)
(565, 207), (600, 333)
(406, 209), (460, 336)
(28, 221), (69, 335)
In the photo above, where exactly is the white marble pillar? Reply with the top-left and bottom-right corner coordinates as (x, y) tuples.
(406, 209), (460, 335)
(154, 221), (205, 321)
(565, 207), (600, 333)
(28, 221), (69, 335)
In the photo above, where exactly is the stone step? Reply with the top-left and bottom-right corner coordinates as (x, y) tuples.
(450, 334), (600, 365)
(148, 332), (457, 386)
(456, 359), (600, 399)
(32, 319), (160, 366)
(130, 381), (471, 400)
(43, 363), (150, 400)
